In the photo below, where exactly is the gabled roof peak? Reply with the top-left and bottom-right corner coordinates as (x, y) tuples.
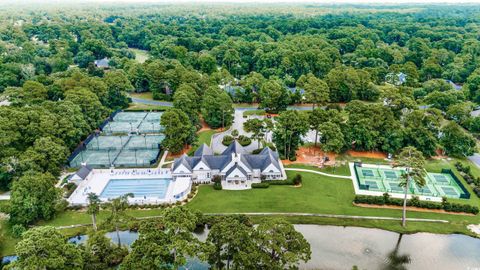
(222, 140), (246, 156)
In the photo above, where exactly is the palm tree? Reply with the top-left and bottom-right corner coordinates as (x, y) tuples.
(86, 193), (101, 231)
(104, 193), (134, 246)
(394, 146), (426, 227)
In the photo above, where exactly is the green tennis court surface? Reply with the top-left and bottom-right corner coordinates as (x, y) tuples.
(104, 112), (164, 134)
(354, 165), (468, 199)
(69, 111), (165, 168)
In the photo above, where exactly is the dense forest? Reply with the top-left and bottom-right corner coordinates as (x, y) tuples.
(1, 3), (480, 229)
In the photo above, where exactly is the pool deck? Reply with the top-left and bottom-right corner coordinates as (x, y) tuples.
(68, 168), (191, 205)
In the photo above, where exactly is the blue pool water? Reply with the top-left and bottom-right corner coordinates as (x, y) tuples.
(100, 178), (170, 199)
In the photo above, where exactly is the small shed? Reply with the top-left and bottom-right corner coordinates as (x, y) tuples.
(70, 165), (93, 182)
(94, 58), (110, 69)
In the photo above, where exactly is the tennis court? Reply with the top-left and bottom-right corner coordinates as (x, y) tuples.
(86, 136), (129, 150)
(113, 149), (160, 167)
(70, 149), (120, 167)
(103, 112), (164, 134)
(124, 135), (165, 150)
(69, 111), (165, 168)
(354, 165), (468, 199)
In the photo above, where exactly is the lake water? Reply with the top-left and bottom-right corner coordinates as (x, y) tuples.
(5, 225), (480, 269)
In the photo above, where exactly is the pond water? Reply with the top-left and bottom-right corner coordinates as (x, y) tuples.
(296, 225), (480, 270)
(4, 225), (480, 269)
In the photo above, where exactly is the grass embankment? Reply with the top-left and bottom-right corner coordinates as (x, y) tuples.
(1, 157), (479, 257)
(187, 163), (480, 236)
(242, 109), (266, 117)
(129, 91), (154, 100)
(130, 48), (150, 63)
(127, 103), (171, 111)
(186, 130), (218, 156)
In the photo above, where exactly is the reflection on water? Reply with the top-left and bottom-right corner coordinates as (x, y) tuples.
(295, 225), (480, 270)
(4, 225), (480, 270)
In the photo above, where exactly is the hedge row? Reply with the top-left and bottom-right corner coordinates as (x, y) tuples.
(354, 193), (479, 214)
(252, 182), (270, 188)
(455, 162), (480, 198)
(266, 179), (294, 185)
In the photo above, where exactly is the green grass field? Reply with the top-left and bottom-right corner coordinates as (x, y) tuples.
(187, 169), (480, 234)
(127, 103), (171, 111)
(1, 157), (479, 257)
(129, 91), (154, 100)
(197, 130), (217, 146)
(130, 48), (150, 63)
(242, 109), (266, 117)
(187, 130), (218, 155)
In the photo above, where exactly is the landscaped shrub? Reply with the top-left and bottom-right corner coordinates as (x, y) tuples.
(353, 195), (479, 214)
(454, 161), (480, 198)
(213, 182), (222, 190)
(231, 129), (239, 137)
(266, 179), (294, 185)
(252, 148), (262, 154)
(212, 175), (221, 183)
(293, 174), (302, 185)
(238, 135), (251, 146)
(63, 182), (77, 198)
(222, 135), (234, 146)
(252, 182), (269, 188)
(11, 224), (26, 238)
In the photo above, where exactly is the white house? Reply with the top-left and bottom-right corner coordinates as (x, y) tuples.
(172, 142), (287, 190)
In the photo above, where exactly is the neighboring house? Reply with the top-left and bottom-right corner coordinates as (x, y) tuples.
(445, 80), (462, 91)
(385, 72), (407, 86)
(94, 58), (110, 69)
(171, 142), (287, 190)
(70, 165), (93, 182)
(471, 109), (480, 117)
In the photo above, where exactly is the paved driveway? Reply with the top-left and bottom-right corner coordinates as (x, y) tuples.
(468, 154), (480, 168)
(211, 108), (263, 153)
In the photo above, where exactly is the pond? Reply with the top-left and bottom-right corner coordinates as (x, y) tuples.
(4, 225), (480, 269)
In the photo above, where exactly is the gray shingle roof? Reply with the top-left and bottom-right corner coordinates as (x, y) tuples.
(94, 58), (110, 68)
(173, 146), (280, 173)
(76, 165), (92, 180)
(173, 154), (192, 171)
(222, 141), (246, 156)
(194, 144), (213, 157)
(225, 164), (248, 178)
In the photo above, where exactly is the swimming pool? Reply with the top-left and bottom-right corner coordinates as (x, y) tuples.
(100, 178), (171, 199)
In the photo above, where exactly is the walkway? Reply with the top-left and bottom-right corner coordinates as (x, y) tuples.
(54, 211), (448, 230)
(284, 168), (352, 179)
(156, 150), (169, 168)
(54, 212), (448, 230)
(206, 212), (449, 223)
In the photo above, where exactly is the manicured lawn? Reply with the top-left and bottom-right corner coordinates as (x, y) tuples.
(242, 109), (266, 117)
(187, 130), (218, 155)
(130, 91), (154, 100)
(188, 170), (480, 234)
(130, 48), (150, 63)
(197, 130), (217, 146)
(127, 103), (171, 111)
